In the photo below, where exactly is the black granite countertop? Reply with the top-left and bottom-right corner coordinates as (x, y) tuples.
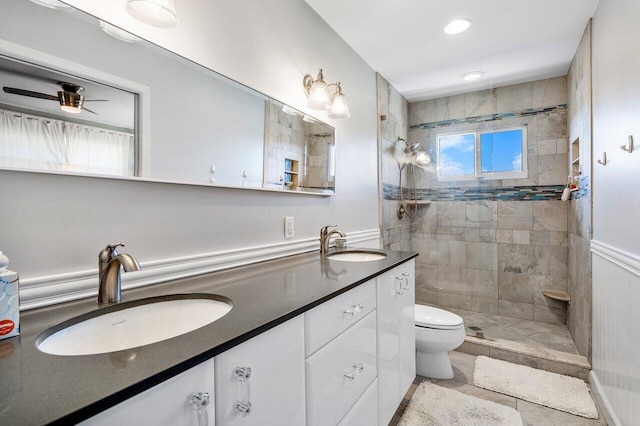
(0, 249), (417, 425)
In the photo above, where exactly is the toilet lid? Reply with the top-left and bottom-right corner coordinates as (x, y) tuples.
(415, 305), (464, 329)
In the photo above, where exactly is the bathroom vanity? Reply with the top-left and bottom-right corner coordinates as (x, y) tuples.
(0, 250), (416, 425)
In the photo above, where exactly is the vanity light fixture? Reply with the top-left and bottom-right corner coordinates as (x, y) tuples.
(127, 0), (178, 28)
(461, 71), (484, 81)
(303, 69), (351, 119)
(444, 18), (472, 35)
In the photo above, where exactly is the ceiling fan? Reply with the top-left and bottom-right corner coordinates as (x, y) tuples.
(2, 82), (108, 115)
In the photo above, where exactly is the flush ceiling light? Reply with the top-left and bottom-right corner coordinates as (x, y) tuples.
(444, 18), (472, 35)
(127, 0), (178, 28)
(303, 69), (351, 119)
(282, 105), (300, 116)
(461, 71), (485, 81)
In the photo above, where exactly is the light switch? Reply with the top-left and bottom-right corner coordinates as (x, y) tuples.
(284, 217), (294, 239)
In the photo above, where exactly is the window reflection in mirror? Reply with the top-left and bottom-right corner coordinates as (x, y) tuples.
(0, 0), (336, 195)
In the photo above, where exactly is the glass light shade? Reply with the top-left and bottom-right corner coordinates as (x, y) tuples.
(307, 81), (330, 110)
(328, 92), (350, 119)
(127, 0), (178, 28)
(60, 105), (82, 114)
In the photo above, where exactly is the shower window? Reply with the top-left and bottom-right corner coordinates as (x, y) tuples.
(436, 125), (527, 180)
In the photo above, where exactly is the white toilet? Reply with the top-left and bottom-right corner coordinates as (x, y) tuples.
(414, 304), (466, 379)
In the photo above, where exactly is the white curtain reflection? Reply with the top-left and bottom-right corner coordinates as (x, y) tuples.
(0, 108), (134, 176)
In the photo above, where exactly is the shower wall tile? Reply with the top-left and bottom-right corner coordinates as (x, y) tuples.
(496, 229), (513, 244)
(531, 230), (549, 246)
(533, 201), (568, 231)
(464, 228), (480, 242)
(537, 110), (568, 140)
(496, 82), (533, 113)
(497, 202), (533, 230)
(549, 231), (568, 247)
(436, 94), (465, 121)
(532, 76), (567, 107)
(538, 139), (558, 155)
(465, 200), (497, 228)
(499, 300), (534, 320)
(512, 230), (531, 245)
(437, 201), (466, 227)
(498, 244), (549, 276)
(409, 99), (436, 126)
(479, 229), (496, 243)
(464, 89), (496, 117)
(499, 272), (534, 304)
(466, 242), (497, 271)
(533, 305), (566, 325)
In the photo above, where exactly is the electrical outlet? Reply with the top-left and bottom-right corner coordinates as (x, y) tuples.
(284, 217), (294, 239)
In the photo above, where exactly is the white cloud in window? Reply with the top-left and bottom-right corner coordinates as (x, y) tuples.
(439, 153), (473, 176)
(439, 134), (474, 152)
(511, 153), (522, 170)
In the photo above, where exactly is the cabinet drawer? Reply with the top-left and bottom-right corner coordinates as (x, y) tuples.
(306, 310), (377, 426)
(338, 378), (378, 426)
(305, 279), (376, 356)
(80, 358), (215, 426)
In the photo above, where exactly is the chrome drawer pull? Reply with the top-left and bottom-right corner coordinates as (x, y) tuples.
(234, 366), (252, 417)
(344, 362), (365, 381)
(189, 392), (210, 426)
(343, 303), (364, 317)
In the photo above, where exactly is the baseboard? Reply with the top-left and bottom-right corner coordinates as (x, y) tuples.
(589, 370), (621, 426)
(19, 229), (381, 310)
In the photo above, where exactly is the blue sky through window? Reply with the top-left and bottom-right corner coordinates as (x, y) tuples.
(438, 133), (475, 176)
(480, 129), (523, 173)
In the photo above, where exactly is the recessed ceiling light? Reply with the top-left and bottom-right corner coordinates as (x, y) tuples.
(444, 18), (472, 35)
(461, 71), (484, 81)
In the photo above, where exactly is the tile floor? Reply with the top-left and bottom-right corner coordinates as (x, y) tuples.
(447, 307), (579, 354)
(390, 351), (606, 426)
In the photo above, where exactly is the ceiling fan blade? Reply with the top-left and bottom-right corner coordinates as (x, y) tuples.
(3, 86), (59, 101)
(83, 99), (110, 102)
(82, 106), (99, 115)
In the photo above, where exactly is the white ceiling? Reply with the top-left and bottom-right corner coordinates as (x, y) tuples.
(304, 0), (600, 102)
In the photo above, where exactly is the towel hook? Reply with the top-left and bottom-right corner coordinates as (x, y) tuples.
(621, 135), (634, 153)
(597, 152), (608, 166)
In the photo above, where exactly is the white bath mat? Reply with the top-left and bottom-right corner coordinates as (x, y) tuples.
(399, 381), (523, 426)
(473, 356), (598, 419)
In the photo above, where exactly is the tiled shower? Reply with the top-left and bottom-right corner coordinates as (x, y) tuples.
(378, 23), (592, 360)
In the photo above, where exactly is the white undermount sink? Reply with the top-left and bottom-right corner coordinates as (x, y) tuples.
(326, 250), (387, 262)
(37, 294), (232, 356)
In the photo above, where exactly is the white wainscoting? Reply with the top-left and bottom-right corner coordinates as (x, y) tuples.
(590, 240), (640, 426)
(19, 229), (381, 310)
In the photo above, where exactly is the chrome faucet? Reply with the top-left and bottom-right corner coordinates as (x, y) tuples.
(320, 225), (346, 255)
(98, 243), (141, 304)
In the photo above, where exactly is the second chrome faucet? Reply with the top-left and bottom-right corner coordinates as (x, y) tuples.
(98, 243), (141, 304)
(320, 225), (346, 255)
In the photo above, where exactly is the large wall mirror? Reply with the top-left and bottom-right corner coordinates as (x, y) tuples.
(0, 0), (336, 194)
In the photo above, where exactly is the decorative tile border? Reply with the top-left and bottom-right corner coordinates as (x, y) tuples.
(570, 175), (590, 200)
(410, 104), (568, 130)
(382, 183), (565, 202)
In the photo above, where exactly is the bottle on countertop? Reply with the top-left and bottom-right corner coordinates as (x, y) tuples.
(0, 251), (20, 340)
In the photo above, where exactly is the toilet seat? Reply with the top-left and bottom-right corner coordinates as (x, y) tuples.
(415, 305), (463, 330)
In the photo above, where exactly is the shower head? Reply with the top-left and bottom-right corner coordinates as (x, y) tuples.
(404, 142), (421, 154)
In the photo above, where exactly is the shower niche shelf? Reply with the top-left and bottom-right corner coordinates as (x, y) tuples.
(542, 289), (571, 302)
(404, 200), (431, 206)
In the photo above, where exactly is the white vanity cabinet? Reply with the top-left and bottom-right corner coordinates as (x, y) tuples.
(214, 315), (306, 426)
(79, 358), (215, 426)
(304, 279), (378, 426)
(376, 259), (416, 426)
